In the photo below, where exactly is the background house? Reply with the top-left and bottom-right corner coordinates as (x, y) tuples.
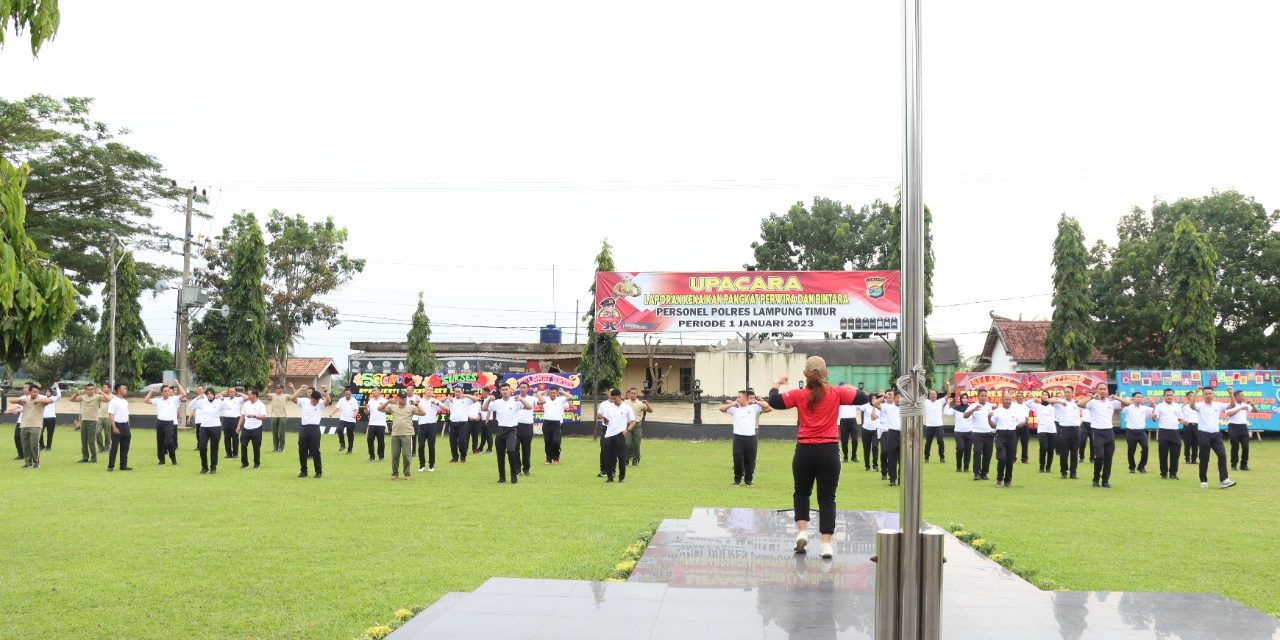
(270, 357), (340, 391)
(978, 315), (1108, 372)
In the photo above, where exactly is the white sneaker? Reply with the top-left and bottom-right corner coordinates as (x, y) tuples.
(1220, 479), (1237, 489)
(820, 542), (834, 559)
(794, 532), (808, 554)
(418, 467), (426, 473)
(428, 467), (435, 472)
(1200, 482), (1209, 489)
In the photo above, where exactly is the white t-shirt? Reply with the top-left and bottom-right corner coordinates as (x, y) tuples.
(515, 394), (535, 424)
(879, 403), (902, 431)
(241, 400), (267, 430)
(107, 396), (130, 423)
(598, 401), (636, 438)
(990, 406), (1020, 431)
(192, 397), (224, 427)
(967, 402), (993, 434)
(446, 397), (472, 422)
(1054, 400), (1081, 427)
(838, 403), (857, 421)
(1122, 404), (1152, 430)
(416, 398), (442, 424)
(1180, 404), (1199, 425)
(948, 405), (971, 433)
(727, 404), (762, 436)
(1086, 398), (1121, 428)
(43, 386), (60, 418)
(1195, 400), (1229, 433)
(221, 395), (244, 418)
(542, 396), (571, 422)
(1025, 400), (1055, 435)
(336, 397), (359, 422)
(489, 397), (524, 427)
(298, 398), (325, 425)
(366, 397), (389, 427)
(1153, 402), (1182, 430)
(1227, 403), (1253, 426)
(922, 398), (946, 426)
(151, 396), (182, 422)
(861, 404), (877, 428)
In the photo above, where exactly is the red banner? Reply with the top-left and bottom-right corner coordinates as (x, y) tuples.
(953, 371), (1107, 403)
(594, 271), (901, 334)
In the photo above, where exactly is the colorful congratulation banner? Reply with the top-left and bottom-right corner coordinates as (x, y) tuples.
(496, 372), (583, 423)
(593, 271), (901, 333)
(953, 371), (1108, 403)
(346, 371), (582, 425)
(1117, 370), (1280, 431)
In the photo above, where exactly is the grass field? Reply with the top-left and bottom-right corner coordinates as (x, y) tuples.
(2, 432), (1276, 639)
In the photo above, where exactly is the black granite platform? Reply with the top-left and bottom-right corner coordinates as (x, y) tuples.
(388, 508), (1280, 640)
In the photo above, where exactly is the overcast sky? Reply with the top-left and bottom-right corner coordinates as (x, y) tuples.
(4, 0), (1279, 368)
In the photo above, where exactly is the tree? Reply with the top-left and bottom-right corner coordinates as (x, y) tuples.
(580, 239), (626, 396)
(0, 156), (78, 369)
(197, 210), (364, 386)
(139, 344), (174, 384)
(0, 0), (59, 55)
(0, 96), (195, 292)
(642, 334), (670, 395)
(406, 292), (438, 374)
(18, 306), (97, 382)
(1044, 214), (1096, 370)
(89, 251), (148, 389)
(1089, 191), (1280, 368)
(1163, 217), (1218, 368)
(189, 309), (231, 385)
(221, 213), (270, 389)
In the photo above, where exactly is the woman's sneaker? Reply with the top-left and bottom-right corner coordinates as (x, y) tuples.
(794, 532), (808, 554)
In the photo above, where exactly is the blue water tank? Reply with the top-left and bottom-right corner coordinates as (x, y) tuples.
(540, 325), (562, 344)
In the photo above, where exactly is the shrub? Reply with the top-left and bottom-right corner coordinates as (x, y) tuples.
(364, 625), (394, 640)
(394, 609), (414, 622)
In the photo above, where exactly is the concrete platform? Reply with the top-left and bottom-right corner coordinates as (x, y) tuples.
(388, 508), (1280, 640)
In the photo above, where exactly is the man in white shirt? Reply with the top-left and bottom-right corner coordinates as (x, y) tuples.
(1079, 383), (1123, 488)
(444, 387), (473, 464)
(237, 389), (268, 469)
(106, 384), (133, 471)
(1121, 392), (1153, 475)
(483, 386), (533, 484)
(860, 398), (880, 473)
(1225, 389), (1252, 472)
(410, 391), (444, 472)
(220, 387), (246, 459)
(837, 383), (860, 464)
(946, 397), (971, 474)
(1151, 388), (1184, 480)
(364, 389), (390, 462)
(144, 382), (187, 466)
(512, 383), (538, 476)
(189, 388), (227, 474)
(1051, 393), (1082, 480)
(537, 387), (573, 465)
(596, 388), (636, 483)
(923, 387), (948, 465)
(39, 381), (60, 451)
(332, 389), (360, 456)
(1189, 386), (1235, 489)
(292, 384), (330, 478)
(718, 390), (772, 486)
(988, 394), (1024, 488)
(1181, 390), (1199, 465)
(964, 389), (994, 481)
(471, 388), (493, 454)
(879, 391), (903, 486)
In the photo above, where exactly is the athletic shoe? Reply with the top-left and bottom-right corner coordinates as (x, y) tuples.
(298, 472), (308, 478)
(241, 464), (249, 469)
(597, 472), (606, 478)
(1160, 474), (1168, 479)
(369, 458), (376, 462)
(429, 467), (435, 472)
(553, 460), (561, 465)
(794, 533), (808, 554)
(404, 474), (412, 480)
(1138, 468), (1146, 474)
(820, 542), (834, 559)
(391, 474), (399, 480)
(1240, 466), (1250, 471)
(843, 458), (849, 464)
(1200, 482), (1209, 489)
(605, 477), (615, 483)
(1129, 469), (1136, 474)
(209, 468), (216, 474)
(744, 481), (754, 487)
(78, 458), (89, 463)
(253, 464), (260, 469)
(1092, 481), (1100, 488)
(419, 467), (426, 473)
(733, 480), (741, 486)
(1220, 479), (1237, 489)
(107, 467), (114, 472)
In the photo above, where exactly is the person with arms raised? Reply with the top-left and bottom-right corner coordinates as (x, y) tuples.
(1151, 388), (1183, 480)
(718, 390), (772, 486)
(189, 388), (226, 474)
(292, 384), (330, 478)
(237, 389), (268, 469)
(144, 382), (187, 466)
(964, 389), (995, 482)
(69, 384), (104, 464)
(1225, 389), (1252, 472)
(1121, 391), (1153, 475)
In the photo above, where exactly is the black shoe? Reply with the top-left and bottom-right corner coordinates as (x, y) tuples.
(498, 478), (507, 483)
(872, 465), (879, 471)
(606, 477), (615, 483)
(1241, 466), (1250, 471)
(1070, 474), (1078, 479)
(940, 459), (946, 464)
(851, 457), (858, 463)
(78, 458), (89, 463)
(120, 466), (133, 471)
(973, 476), (983, 481)
(1092, 480), (1100, 488)
(369, 457), (376, 462)
(734, 480), (742, 486)
(298, 471), (308, 478)
(200, 469), (209, 474)
(1102, 482), (1112, 489)
(1130, 469), (1136, 474)
(744, 481), (753, 487)
(22, 462), (32, 468)
(314, 473), (322, 479)
(1138, 468), (1146, 474)
(13, 456), (22, 460)
(241, 464), (249, 469)
(158, 460), (166, 465)
(253, 464), (260, 469)
(597, 472), (606, 478)
(210, 468), (217, 474)
(107, 466), (115, 472)
(981, 475), (990, 480)
(1232, 465), (1237, 471)
(1171, 475), (1180, 480)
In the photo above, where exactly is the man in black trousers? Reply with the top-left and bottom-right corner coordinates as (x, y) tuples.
(860, 397), (880, 473)
(1181, 390), (1199, 464)
(1051, 395), (1081, 480)
(292, 385), (330, 478)
(964, 389), (994, 481)
(837, 383), (859, 464)
(484, 386), (529, 484)
(596, 388), (636, 483)
(1151, 388), (1183, 479)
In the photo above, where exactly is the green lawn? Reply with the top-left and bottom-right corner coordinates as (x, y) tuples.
(1, 432), (1276, 639)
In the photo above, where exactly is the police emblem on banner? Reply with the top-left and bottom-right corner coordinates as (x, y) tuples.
(866, 276), (886, 299)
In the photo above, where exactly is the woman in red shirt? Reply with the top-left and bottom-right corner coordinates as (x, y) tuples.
(768, 356), (869, 559)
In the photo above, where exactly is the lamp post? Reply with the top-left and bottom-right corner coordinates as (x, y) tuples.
(107, 235), (127, 389)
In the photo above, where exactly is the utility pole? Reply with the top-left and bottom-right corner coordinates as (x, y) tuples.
(108, 235), (121, 389)
(173, 185), (199, 387)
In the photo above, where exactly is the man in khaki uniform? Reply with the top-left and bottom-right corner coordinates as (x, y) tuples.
(70, 384), (104, 463)
(96, 383), (112, 453)
(623, 387), (652, 468)
(265, 385), (290, 452)
(384, 393), (425, 480)
(15, 387), (55, 468)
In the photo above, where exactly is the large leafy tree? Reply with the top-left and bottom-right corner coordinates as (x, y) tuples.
(139, 344), (174, 385)
(1044, 214), (1096, 370)
(188, 309), (231, 385)
(0, 156), (77, 369)
(0, 96), (194, 291)
(18, 306), (97, 381)
(1090, 191), (1280, 368)
(222, 213), (270, 389)
(0, 0), (59, 55)
(406, 292), (438, 374)
(196, 210), (364, 386)
(1163, 217), (1218, 368)
(580, 239), (626, 396)
(89, 251), (148, 389)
